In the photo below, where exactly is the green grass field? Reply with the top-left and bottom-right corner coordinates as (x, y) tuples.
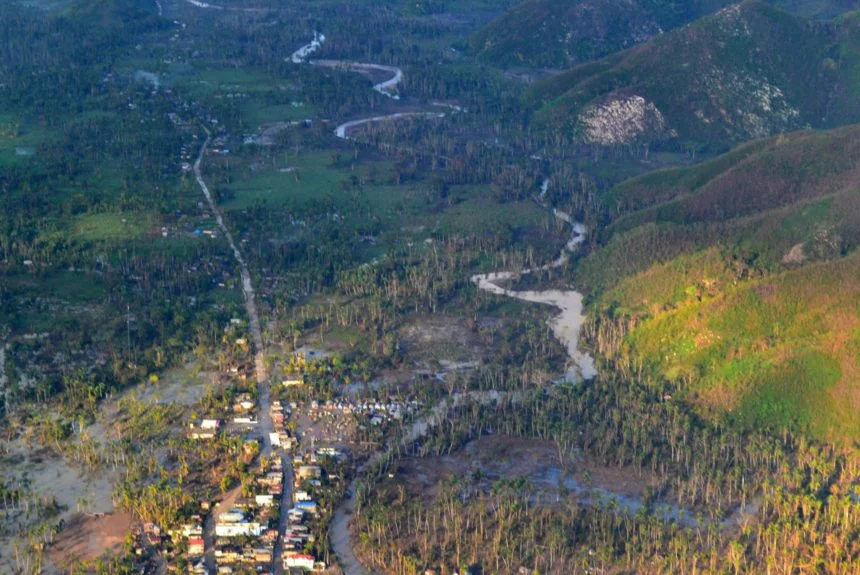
(601, 249), (860, 444)
(221, 151), (351, 210)
(241, 103), (318, 126)
(433, 193), (547, 237)
(172, 65), (307, 116)
(168, 62), (315, 132)
(71, 212), (151, 241)
(221, 150), (550, 257)
(188, 68), (281, 94)
(0, 116), (49, 167)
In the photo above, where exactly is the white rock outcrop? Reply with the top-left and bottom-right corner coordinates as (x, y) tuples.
(578, 95), (671, 145)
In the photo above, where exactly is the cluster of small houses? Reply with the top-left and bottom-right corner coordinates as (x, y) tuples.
(304, 396), (418, 427)
(271, 398), (329, 572)
(167, 398), (330, 574)
(187, 392), (267, 440)
(209, 459), (287, 574)
(169, 368), (419, 574)
(176, 457), (288, 575)
(283, 457), (326, 573)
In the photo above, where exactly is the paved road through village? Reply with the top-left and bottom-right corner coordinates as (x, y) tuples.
(194, 129), (288, 572)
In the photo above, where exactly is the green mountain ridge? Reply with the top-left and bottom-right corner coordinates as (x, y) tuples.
(473, 0), (860, 69)
(472, 0), (726, 69)
(524, 2), (860, 150)
(577, 125), (860, 444)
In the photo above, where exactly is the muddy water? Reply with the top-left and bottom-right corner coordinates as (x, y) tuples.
(471, 185), (596, 382)
(329, 390), (513, 575)
(330, 492), (372, 575)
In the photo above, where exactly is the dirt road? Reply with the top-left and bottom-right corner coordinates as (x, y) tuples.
(193, 129), (268, 389)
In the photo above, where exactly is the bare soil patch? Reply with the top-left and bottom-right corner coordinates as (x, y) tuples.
(398, 435), (655, 503)
(295, 409), (360, 449)
(49, 511), (132, 567)
(398, 315), (487, 365)
(0, 440), (118, 574)
(782, 242), (806, 264)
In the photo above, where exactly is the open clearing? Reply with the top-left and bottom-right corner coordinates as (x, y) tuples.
(395, 435), (760, 528)
(48, 511), (133, 569)
(398, 435), (654, 503)
(0, 116), (47, 167)
(398, 314), (488, 366)
(222, 150), (351, 210)
(0, 441), (117, 574)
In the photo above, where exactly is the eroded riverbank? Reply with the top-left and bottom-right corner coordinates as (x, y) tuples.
(471, 188), (596, 382)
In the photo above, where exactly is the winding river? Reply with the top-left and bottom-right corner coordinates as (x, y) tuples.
(290, 33), (405, 99)
(311, 60), (403, 99)
(471, 182), (597, 382)
(290, 33), (451, 142)
(334, 111), (446, 140)
(327, 175), (599, 572)
(290, 34), (599, 572)
(297, 29), (598, 569)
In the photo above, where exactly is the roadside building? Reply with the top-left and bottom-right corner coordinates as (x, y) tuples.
(215, 522), (263, 538)
(284, 553), (315, 571)
(295, 501), (318, 515)
(296, 465), (321, 480)
(188, 537), (205, 557)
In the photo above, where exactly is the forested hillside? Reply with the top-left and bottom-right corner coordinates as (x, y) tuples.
(576, 125), (860, 444)
(472, 0), (728, 68)
(523, 2), (860, 150)
(1, 0), (858, 573)
(473, 0), (860, 69)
